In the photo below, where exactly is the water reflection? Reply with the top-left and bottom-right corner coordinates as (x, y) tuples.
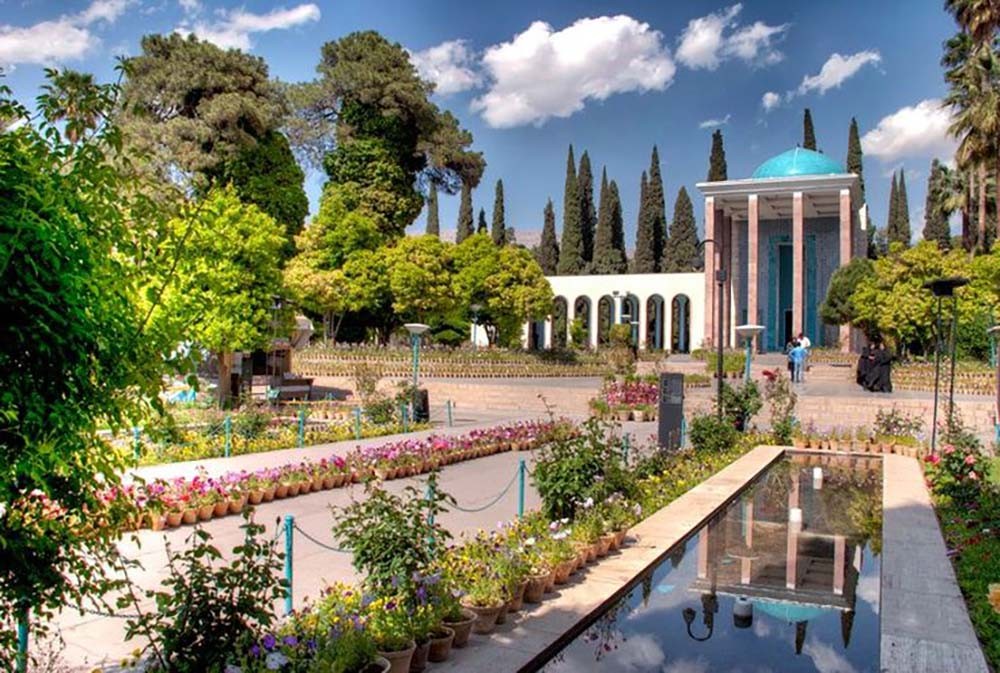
(539, 454), (882, 673)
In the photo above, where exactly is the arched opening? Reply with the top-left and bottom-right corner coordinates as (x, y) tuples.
(597, 295), (613, 346)
(622, 294), (640, 345)
(671, 294), (691, 353)
(573, 296), (592, 349)
(646, 295), (666, 350)
(552, 297), (568, 349)
(528, 320), (546, 350)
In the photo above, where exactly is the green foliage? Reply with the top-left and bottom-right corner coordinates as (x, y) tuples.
(536, 199), (560, 274)
(578, 151), (596, 263)
(846, 117), (874, 256)
(662, 186), (699, 272)
(802, 108), (817, 150)
(820, 257), (875, 328)
(924, 159), (953, 250)
(485, 247), (555, 344)
(632, 170), (658, 273)
(384, 235), (455, 322)
(477, 207), (488, 234)
(688, 413), (738, 453)
(873, 406), (924, 439)
(426, 183), (440, 236)
(647, 146), (666, 269)
(707, 129), (727, 181)
(120, 33), (285, 181)
(721, 381), (763, 431)
(491, 178), (506, 245)
(558, 145), (584, 274)
(887, 170), (911, 247)
(123, 515), (286, 673)
(456, 180), (474, 243)
(763, 370), (797, 444)
(331, 475), (452, 595)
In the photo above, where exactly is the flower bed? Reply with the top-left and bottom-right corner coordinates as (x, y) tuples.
(129, 420), (577, 530)
(589, 375), (711, 421)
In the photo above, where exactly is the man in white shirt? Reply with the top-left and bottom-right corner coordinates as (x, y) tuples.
(797, 332), (811, 373)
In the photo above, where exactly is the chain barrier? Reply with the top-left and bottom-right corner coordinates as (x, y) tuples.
(292, 521), (351, 554)
(79, 605), (142, 620)
(450, 466), (519, 513)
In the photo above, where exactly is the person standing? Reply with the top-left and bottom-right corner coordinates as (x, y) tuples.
(797, 332), (811, 373)
(790, 340), (807, 383)
(856, 343), (872, 388)
(874, 342), (893, 393)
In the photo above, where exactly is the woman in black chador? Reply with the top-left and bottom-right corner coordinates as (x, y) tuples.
(866, 343), (893, 393)
(856, 343), (872, 388)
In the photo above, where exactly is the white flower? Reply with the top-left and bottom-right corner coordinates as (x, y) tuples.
(583, 497), (594, 509)
(266, 652), (289, 670)
(225, 666), (243, 673)
(525, 536), (536, 547)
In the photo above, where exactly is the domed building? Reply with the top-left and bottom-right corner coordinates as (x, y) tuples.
(697, 147), (867, 352)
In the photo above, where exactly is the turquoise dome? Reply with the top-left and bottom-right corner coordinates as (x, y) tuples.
(751, 147), (846, 179)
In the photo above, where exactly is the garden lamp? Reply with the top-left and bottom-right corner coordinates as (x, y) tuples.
(735, 324), (764, 384)
(988, 325), (1000, 444)
(404, 323), (430, 393)
(923, 277), (968, 454)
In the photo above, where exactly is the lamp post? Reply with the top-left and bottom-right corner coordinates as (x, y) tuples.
(923, 277), (968, 454)
(735, 324), (765, 384)
(470, 303), (482, 350)
(989, 325), (1000, 443)
(696, 238), (724, 419)
(404, 323), (430, 399)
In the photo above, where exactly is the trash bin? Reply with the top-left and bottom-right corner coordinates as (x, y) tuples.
(413, 388), (430, 423)
(658, 373), (684, 450)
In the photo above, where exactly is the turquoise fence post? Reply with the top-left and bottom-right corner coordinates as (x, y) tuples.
(517, 458), (526, 518)
(16, 604), (28, 673)
(297, 408), (306, 448)
(622, 433), (631, 465)
(446, 400), (453, 427)
(283, 515), (294, 616)
(132, 426), (141, 461)
(354, 407), (362, 439)
(680, 417), (687, 448)
(425, 480), (436, 550)
(400, 403), (408, 433)
(223, 414), (232, 458)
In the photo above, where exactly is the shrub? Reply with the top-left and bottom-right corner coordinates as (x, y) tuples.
(762, 369), (797, 444)
(721, 381), (762, 431)
(688, 413), (738, 454)
(874, 406), (924, 439)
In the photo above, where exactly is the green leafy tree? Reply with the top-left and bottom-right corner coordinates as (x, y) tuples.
(456, 180), (474, 243)
(40, 69), (101, 143)
(384, 235), (455, 322)
(453, 233), (501, 341)
(803, 108), (817, 150)
(578, 150), (596, 264)
(663, 186), (700, 272)
(609, 180), (628, 269)
(846, 117), (876, 258)
(924, 159), (953, 249)
(892, 169), (912, 246)
(707, 129), (728, 181)
(820, 257), (876, 332)
(477, 207), (488, 234)
(885, 172), (899, 247)
(647, 145), (667, 268)
(491, 178), (506, 245)
(558, 145), (584, 274)
(593, 168), (626, 273)
(633, 171), (658, 273)
(486, 247), (554, 345)
(426, 183), (440, 236)
(536, 199), (560, 274)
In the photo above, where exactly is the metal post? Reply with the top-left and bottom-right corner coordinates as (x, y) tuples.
(132, 426), (141, 461)
(948, 295), (959, 424)
(680, 416), (688, 448)
(411, 332), (420, 391)
(517, 458), (526, 518)
(744, 337), (753, 384)
(446, 399), (453, 427)
(297, 408), (306, 448)
(716, 268), (725, 420)
(425, 481), (436, 550)
(400, 403), (408, 432)
(16, 604), (28, 673)
(283, 515), (294, 615)
(353, 407), (362, 439)
(931, 296), (943, 454)
(223, 414), (232, 458)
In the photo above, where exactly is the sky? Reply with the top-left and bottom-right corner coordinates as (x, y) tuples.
(0, 0), (960, 247)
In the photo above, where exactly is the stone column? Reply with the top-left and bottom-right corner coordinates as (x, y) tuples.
(747, 194), (759, 346)
(833, 535), (846, 596)
(792, 191), (804, 338)
(638, 297), (648, 350)
(704, 197), (716, 347)
(543, 316), (553, 349)
(730, 214), (741, 344)
(521, 321), (530, 349)
(589, 298), (599, 349)
(839, 189), (852, 352)
(566, 298), (576, 346)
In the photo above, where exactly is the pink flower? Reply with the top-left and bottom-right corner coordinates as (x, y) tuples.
(943, 445), (956, 455)
(965, 454), (977, 465)
(969, 470), (979, 481)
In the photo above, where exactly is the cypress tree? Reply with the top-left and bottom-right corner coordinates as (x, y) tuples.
(895, 169), (911, 246)
(558, 145), (585, 274)
(426, 183), (440, 236)
(491, 178), (506, 245)
(456, 180), (473, 243)
(885, 172), (899, 246)
(593, 168), (626, 273)
(707, 129), (728, 181)
(663, 187), (699, 272)
(608, 180), (627, 272)
(578, 151), (596, 264)
(648, 145), (667, 269)
(477, 207), (488, 234)
(924, 159), (952, 250)
(846, 117), (876, 259)
(803, 108), (817, 150)
(633, 171), (659, 273)
(536, 199), (560, 274)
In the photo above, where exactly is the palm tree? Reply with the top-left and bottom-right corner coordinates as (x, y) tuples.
(41, 69), (100, 143)
(946, 0), (1000, 44)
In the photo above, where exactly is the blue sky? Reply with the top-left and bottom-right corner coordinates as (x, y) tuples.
(0, 1), (959, 247)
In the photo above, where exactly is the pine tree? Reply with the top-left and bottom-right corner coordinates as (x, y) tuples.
(663, 187), (699, 272)
(803, 108), (817, 150)
(924, 159), (952, 250)
(426, 183), (440, 236)
(578, 151), (596, 265)
(648, 146), (667, 270)
(491, 179), (506, 245)
(885, 172), (898, 246)
(456, 180), (473, 243)
(633, 171), (659, 273)
(895, 169), (911, 246)
(558, 145), (585, 274)
(536, 199), (560, 274)
(846, 117), (876, 259)
(477, 207), (488, 234)
(707, 129), (728, 181)
(608, 180), (627, 272)
(592, 168), (626, 273)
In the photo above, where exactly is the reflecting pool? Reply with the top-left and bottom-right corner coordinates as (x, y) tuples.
(537, 454), (882, 673)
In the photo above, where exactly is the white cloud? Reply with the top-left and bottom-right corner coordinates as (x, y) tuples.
(0, 0), (130, 66)
(676, 4), (788, 70)
(761, 91), (781, 111)
(861, 98), (956, 162)
(797, 50), (881, 96)
(803, 639), (859, 673)
(471, 15), (675, 128)
(409, 40), (482, 95)
(182, 4), (321, 51)
(179, 0), (201, 15)
(699, 113), (731, 128)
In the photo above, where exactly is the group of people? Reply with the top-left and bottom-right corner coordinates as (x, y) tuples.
(785, 332), (811, 383)
(857, 342), (893, 393)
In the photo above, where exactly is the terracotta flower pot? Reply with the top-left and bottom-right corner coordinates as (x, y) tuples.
(553, 560), (573, 585)
(212, 502), (229, 517)
(507, 581), (527, 612)
(365, 656), (391, 673)
(322, 476), (335, 489)
(228, 497), (246, 515)
(377, 641), (415, 673)
(148, 513), (166, 531)
(299, 481), (312, 494)
(288, 483), (301, 497)
(444, 608), (476, 648)
(614, 529), (628, 548)
(427, 627), (455, 663)
(248, 490), (264, 505)
(181, 509), (197, 525)
(461, 601), (504, 634)
(275, 484), (290, 499)
(409, 640), (430, 673)
(197, 504), (214, 521)
(524, 573), (549, 604)
(595, 537), (611, 557)
(165, 511), (183, 527)
(494, 600), (510, 625)
(263, 486), (276, 502)
(543, 569), (556, 594)
(312, 477), (324, 491)
(603, 532), (618, 552)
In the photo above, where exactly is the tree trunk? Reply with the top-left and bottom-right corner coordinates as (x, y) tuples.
(979, 162), (988, 252)
(217, 351), (233, 407)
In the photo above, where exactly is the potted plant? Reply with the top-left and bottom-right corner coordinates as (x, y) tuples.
(440, 589), (476, 649)
(366, 596), (416, 673)
(427, 626), (454, 663)
(459, 573), (506, 634)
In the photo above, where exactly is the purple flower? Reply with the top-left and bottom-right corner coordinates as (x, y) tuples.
(250, 645), (261, 657)
(262, 634), (277, 651)
(385, 600), (397, 611)
(282, 635), (298, 647)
